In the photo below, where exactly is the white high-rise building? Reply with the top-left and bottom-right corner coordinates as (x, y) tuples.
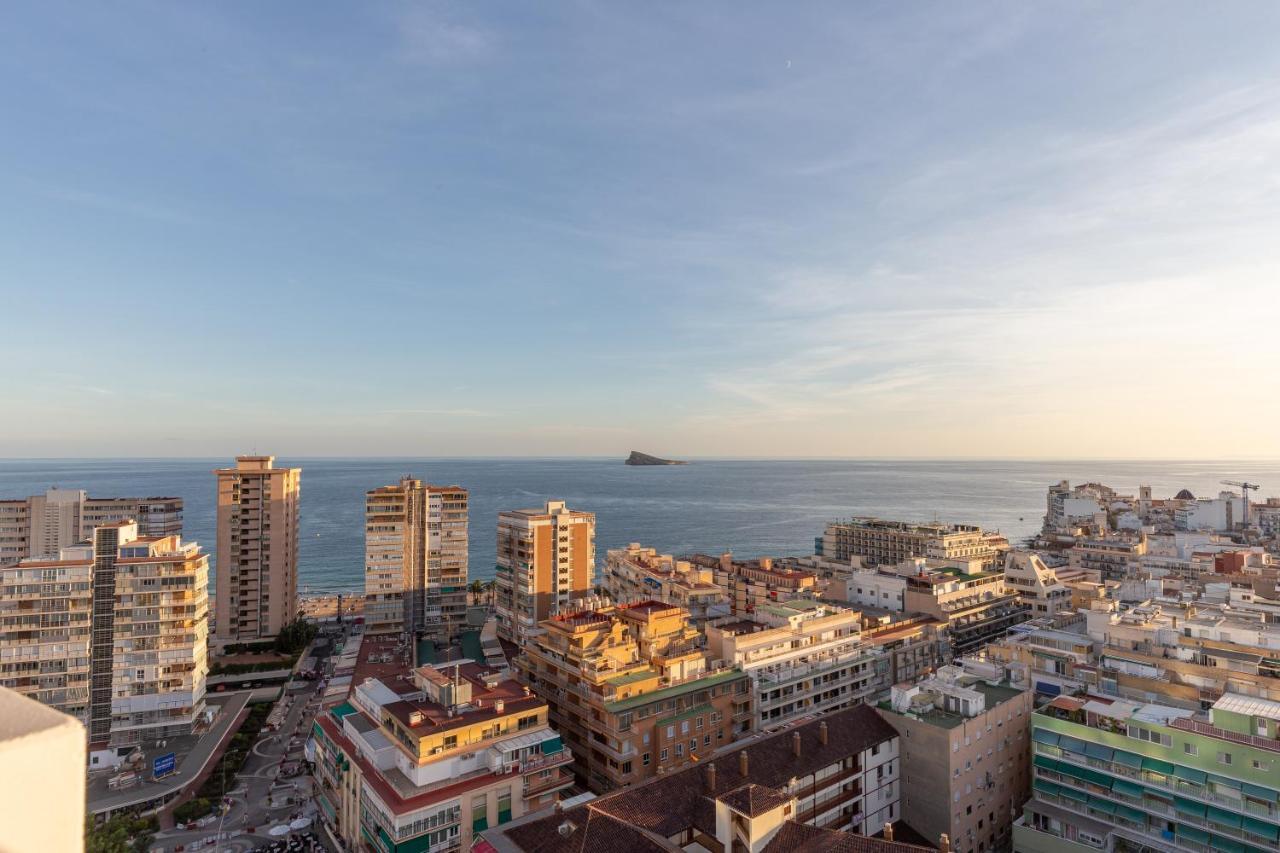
(0, 487), (183, 566)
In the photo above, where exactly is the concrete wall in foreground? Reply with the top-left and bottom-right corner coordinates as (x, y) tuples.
(0, 686), (87, 853)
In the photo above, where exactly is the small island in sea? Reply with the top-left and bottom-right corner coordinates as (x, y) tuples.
(625, 450), (688, 466)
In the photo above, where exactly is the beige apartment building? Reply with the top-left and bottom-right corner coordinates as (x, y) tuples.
(214, 455), (301, 644)
(602, 543), (730, 623)
(364, 477), (469, 640)
(1, 521), (209, 765)
(900, 559), (1030, 655)
(0, 487), (183, 566)
(686, 553), (818, 614)
(311, 635), (573, 853)
(495, 500), (595, 645)
(821, 518), (1006, 569)
(0, 547), (93, 721)
(878, 659), (1033, 853)
(1002, 551), (1077, 619)
(706, 599), (886, 729)
(515, 600), (754, 793)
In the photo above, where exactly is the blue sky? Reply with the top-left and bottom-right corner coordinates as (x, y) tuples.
(3, 2), (1280, 457)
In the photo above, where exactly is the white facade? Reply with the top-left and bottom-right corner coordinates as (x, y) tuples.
(1003, 551), (1072, 618)
(706, 600), (885, 728)
(837, 567), (906, 612)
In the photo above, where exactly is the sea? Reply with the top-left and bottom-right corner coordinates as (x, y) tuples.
(1, 458), (1277, 596)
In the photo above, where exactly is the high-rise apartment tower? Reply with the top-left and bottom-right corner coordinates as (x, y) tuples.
(213, 455), (300, 643)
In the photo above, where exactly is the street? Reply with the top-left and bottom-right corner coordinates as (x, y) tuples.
(150, 632), (341, 853)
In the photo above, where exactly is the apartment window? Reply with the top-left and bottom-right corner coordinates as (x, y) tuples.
(666, 726), (675, 740)
(444, 735), (458, 749)
(704, 735), (711, 747)
(1184, 743), (1198, 756)
(681, 721), (689, 735)
(621, 761), (632, 775)
(690, 739), (697, 752)
(660, 749), (668, 762)
(696, 716), (704, 730)
(642, 753), (650, 766)
(1218, 751), (1233, 766)
(675, 744), (684, 757)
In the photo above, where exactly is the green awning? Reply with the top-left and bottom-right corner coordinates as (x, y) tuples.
(1033, 779), (1062, 797)
(1174, 765), (1208, 785)
(1033, 755), (1059, 771)
(1087, 797), (1118, 815)
(1177, 826), (1211, 844)
(1243, 782), (1279, 802)
(1059, 735), (1089, 755)
(1084, 742), (1113, 761)
(1142, 757), (1176, 775)
(1114, 804), (1146, 824)
(1057, 763), (1089, 784)
(1033, 729), (1061, 746)
(1208, 773), (1242, 790)
(1175, 797), (1207, 818)
(1082, 768), (1113, 789)
(1113, 750), (1144, 768)
(1061, 786), (1089, 803)
(1207, 806), (1243, 829)
(1113, 779), (1145, 798)
(541, 736), (563, 754)
(1211, 836), (1247, 853)
(1242, 816), (1280, 843)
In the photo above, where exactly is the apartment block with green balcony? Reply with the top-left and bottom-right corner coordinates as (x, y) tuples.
(1014, 692), (1280, 853)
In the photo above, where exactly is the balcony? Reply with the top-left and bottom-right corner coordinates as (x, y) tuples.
(524, 766), (574, 798)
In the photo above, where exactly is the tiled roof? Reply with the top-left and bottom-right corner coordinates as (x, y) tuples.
(765, 821), (935, 852)
(491, 704), (898, 848)
(501, 808), (669, 853)
(717, 783), (791, 817)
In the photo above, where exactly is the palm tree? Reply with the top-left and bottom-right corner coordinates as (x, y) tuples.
(469, 579), (485, 605)
(483, 580), (497, 608)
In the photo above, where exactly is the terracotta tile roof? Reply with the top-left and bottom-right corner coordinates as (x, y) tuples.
(501, 808), (669, 853)
(489, 704), (898, 849)
(765, 821), (935, 852)
(717, 783), (791, 817)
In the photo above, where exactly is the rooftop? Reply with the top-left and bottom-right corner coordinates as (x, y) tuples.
(490, 705), (902, 852)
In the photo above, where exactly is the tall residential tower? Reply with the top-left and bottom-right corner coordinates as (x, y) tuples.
(213, 455), (301, 644)
(0, 521), (209, 767)
(0, 487), (183, 567)
(495, 500), (595, 645)
(364, 477), (469, 639)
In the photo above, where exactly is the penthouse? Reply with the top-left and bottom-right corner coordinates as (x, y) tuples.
(514, 600), (753, 792)
(311, 647), (572, 853)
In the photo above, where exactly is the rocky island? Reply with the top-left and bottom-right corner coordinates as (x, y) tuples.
(625, 450), (688, 466)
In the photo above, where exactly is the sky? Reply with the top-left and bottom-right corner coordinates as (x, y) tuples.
(3, 2), (1280, 459)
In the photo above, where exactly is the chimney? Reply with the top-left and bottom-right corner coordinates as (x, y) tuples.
(939, 834), (951, 853)
(739, 750), (749, 777)
(819, 722), (828, 745)
(884, 823), (894, 842)
(792, 731), (801, 758)
(705, 763), (717, 793)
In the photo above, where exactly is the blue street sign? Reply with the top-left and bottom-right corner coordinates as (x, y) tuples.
(153, 752), (177, 778)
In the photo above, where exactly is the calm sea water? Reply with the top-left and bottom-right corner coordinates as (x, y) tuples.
(1, 458), (1276, 595)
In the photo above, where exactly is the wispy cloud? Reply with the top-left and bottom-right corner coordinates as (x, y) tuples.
(395, 5), (494, 65)
(43, 187), (195, 224)
(377, 408), (494, 417)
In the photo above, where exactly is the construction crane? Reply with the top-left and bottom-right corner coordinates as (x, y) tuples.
(1221, 480), (1260, 528)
